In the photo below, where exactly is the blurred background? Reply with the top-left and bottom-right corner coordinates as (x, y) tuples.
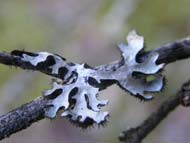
(0, 0), (190, 143)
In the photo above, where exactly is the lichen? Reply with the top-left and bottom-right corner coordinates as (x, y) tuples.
(13, 31), (165, 127)
(44, 64), (109, 126)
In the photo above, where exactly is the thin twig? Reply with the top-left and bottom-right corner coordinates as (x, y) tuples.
(119, 80), (190, 143)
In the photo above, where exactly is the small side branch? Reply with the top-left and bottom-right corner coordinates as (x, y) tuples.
(119, 80), (190, 143)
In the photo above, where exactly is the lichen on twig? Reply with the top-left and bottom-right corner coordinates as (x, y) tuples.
(9, 31), (164, 127)
(0, 31), (190, 141)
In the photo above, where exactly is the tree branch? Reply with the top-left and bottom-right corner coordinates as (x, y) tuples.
(0, 97), (46, 140)
(0, 38), (190, 76)
(96, 37), (190, 71)
(119, 80), (190, 143)
(0, 37), (190, 141)
(0, 52), (60, 78)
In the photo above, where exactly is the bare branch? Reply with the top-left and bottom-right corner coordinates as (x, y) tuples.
(0, 97), (46, 140)
(119, 80), (190, 143)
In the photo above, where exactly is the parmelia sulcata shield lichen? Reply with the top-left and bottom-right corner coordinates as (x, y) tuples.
(11, 31), (165, 127)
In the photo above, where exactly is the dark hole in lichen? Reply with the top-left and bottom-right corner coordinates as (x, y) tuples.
(65, 71), (78, 84)
(77, 115), (82, 121)
(58, 67), (68, 79)
(45, 88), (63, 100)
(97, 103), (105, 108)
(132, 71), (146, 79)
(88, 77), (100, 88)
(84, 94), (91, 110)
(58, 106), (66, 113)
(69, 87), (78, 96)
(68, 87), (78, 108)
(36, 55), (55, 73)
(44, 55), (56, 66)
(135, 44), (146, 63)
(99, 79), (116, 90)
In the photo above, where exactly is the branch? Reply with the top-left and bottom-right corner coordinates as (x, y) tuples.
(119, 80), (190, 143)
(0, 38), (190, 77)
(153, 37), (190, 64)
(0, 37), (190, 140)
(96, 37), (190, 71)
(0, 97), (46, 140)
(0, 52), (60, 78)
